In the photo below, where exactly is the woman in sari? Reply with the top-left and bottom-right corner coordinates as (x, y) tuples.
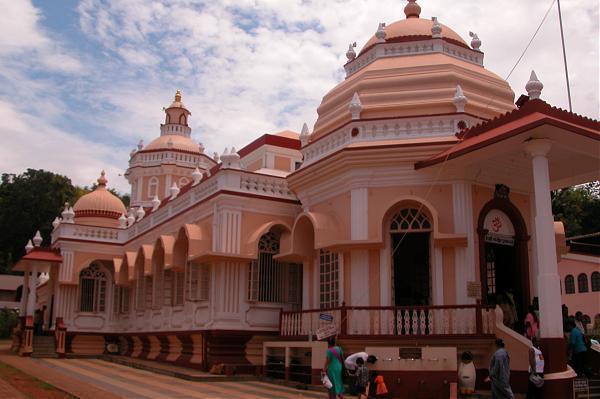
(323, 336), (345, 399)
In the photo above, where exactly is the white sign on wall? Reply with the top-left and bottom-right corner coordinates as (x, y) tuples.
(483, 209), (515, 246)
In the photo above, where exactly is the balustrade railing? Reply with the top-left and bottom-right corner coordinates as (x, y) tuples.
(280, 302), (495, 338)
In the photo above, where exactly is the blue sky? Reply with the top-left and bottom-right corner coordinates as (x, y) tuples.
(0, 0), (598, 193)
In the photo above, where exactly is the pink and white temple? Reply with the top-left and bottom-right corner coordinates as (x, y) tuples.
(12, 1), (599, 397)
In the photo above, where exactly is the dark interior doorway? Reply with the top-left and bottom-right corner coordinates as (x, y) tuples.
(392, 232), (430, 306)
(485, 242), (524, 330)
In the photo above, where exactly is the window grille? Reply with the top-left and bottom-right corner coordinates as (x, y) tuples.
(163, 269), (173, 306)
(153, 261), (164, 309)
(135, 265), (145, 310)
(564, 275), (575, 294)
(577, 273), (589, 293)
(145, 276), (153, 309)
(486, 248), (496, 294)
(79, 263), (108, 313)
(112, 284), (120, 315)
(247, 232), (302, 304)
(173, 271), (185, 306)
(319, 250), (339, 309)
(148, 177), (159, 198)
(390, 208), (432, 232)
(592, 272), (600, 292)
(120, 287), (130, 313)
(187, 262), (209, 301)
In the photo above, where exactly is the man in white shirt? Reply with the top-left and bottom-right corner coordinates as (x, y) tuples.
(344, 352), (377, 395)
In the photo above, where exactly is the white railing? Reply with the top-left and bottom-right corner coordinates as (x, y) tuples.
(280, 304), (496, 337)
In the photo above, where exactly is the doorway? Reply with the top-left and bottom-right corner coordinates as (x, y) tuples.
(392, 232), (431, 306)
(485, 243), (521, 314)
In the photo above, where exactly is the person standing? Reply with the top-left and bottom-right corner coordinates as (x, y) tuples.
(323, 336), (345, 399)
(354, 357), (369, 399)
(568, 320), (588, 377)
(524, 306), (539, 340)
(485, 339), (514, 399)
(344, 352), (377, 394)
(526, 337), (544, 399)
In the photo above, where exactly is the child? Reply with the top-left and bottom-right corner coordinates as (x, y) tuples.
(355, 357), (369, 399)
(367, 372), (389, 399)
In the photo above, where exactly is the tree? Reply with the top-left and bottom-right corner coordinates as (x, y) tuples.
(0, 169), (78, 274)
(552, 182), (600, 237)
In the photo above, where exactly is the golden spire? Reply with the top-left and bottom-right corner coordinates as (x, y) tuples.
(175, 90), (182, 102)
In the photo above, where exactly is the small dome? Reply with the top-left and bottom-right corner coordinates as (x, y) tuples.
(143, 135), (201, 153)
(73, 171), (126, 219)
(360, 18), (467, 55)
(166, 90), (190, 112)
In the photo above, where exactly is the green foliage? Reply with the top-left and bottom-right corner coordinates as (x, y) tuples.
(0, 308), (18, 339)
(0, 169), (78, 274)
(552, 182), (600, 237)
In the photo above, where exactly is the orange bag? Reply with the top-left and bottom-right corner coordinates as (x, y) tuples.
(376, 375), (388, 395)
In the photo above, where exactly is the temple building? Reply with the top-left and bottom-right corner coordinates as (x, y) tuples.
(12, 1), (599, 397)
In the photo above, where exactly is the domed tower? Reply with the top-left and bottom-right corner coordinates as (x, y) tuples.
(306, 0), (516, 149)
(125, 91), (217, 207)
(73, 171), (127, 228)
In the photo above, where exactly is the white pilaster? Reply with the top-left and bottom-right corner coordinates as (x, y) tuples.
(529, 192), (539, 298)
(453, 181), (476, 304)
(350, 250), (369, 306)
(432, 248), (444, 305)
(525, 139), (562, 338)
(302, 259), (311, 309)
(379, 246), (391, 306)
(26, 266), (38, 317)
(351, 188), (368, 240)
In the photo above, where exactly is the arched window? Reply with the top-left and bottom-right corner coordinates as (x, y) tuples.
(592, 272), (600, 292)
(390, 208), (432, 232)
(179, 114), (187, 125)
(247, 231), (302, 304)
(564, 275), (575, 294)
(79, 263), (109, 312)
(319, 249), (339, 309)
(578, 273), (589, 293)
(148, 177), (159, 199)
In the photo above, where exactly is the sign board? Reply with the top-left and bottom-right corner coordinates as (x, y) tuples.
(319, 313), (334, 322)
(574, 378), (589, 393)
(399, 347), (422, 360)
(485, 233), (515, 246)
(467, 281), (481, 299)
(316, 324), (337, 341)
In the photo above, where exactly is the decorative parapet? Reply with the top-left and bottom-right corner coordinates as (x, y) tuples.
(52, 223), (123, 244)
(345, 39), (484, 78)
(301, 114), (483, 166)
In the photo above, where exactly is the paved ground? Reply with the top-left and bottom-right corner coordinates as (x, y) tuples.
(0, 377), (26, 399)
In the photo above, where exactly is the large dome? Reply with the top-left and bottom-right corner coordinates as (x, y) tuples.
(143, 135), (202, 153)
(73, 171), (126, 219)
(360, 17), (468, 55)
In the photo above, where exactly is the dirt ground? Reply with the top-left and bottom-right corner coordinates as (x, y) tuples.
(0, 361), (76, 399)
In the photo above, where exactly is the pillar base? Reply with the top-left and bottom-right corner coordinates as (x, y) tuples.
(539, 337), (567, 373)
(541, 367), (576, 398)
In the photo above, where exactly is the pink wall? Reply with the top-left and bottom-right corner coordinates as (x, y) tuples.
(558, 254), (600, 318)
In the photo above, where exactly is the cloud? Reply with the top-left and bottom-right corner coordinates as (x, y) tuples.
(0, 0), (597, 197)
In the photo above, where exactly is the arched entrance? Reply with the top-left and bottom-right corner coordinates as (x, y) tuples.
(477, 185), (530, 330)
(390, 208), (432, 306)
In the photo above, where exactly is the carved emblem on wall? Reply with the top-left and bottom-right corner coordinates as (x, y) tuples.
(494, 184), (510, 199)
(491, 216), (502, 233)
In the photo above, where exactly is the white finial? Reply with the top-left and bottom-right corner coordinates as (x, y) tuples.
(137, 140), (144, 150)
(167, 138), (173, 148)
(346, 42), (357, 61)
(469, 32), (481, 51)
(127, 211), (136, 226)
(222, 147), (229, 156)
(118, 213), (127, 229)
(130, 149), (137, 158)
(136, 206), (145, 220)
(431, 17), (442, 38)
(192, 167), (202, 185)
(198, 143), (205, 153)
(453, 85), (468, 112)
(152, 195), (161, 211)
(300, 122), (311, 146)
(230, 146), (236, 154)
(375, 23), (387, 43)
(25, 240), (34, 253)
(170, 182), (180, 199)
(213, 152), (220, 162)
(526, 70), (543, 100)
(349, 92), (363, 120)
(33, 230), (43, 247)
(52, 217), (60, 230)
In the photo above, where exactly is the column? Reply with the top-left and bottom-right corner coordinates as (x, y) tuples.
(453, 182), (476, 304)
(19, 272), (29, 317)
(350, 188), (369, 306)
(26, 266), (38, 317)
(525, 139), (566, 374)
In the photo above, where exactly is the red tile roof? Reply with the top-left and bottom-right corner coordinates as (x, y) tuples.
(20, 248), (63, 263)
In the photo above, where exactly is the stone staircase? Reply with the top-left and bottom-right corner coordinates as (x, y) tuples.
(576, 377), (600, 399)
(32, 335), (58, 358)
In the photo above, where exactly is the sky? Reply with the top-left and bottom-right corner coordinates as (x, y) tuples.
(0, 0), (597, 194)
